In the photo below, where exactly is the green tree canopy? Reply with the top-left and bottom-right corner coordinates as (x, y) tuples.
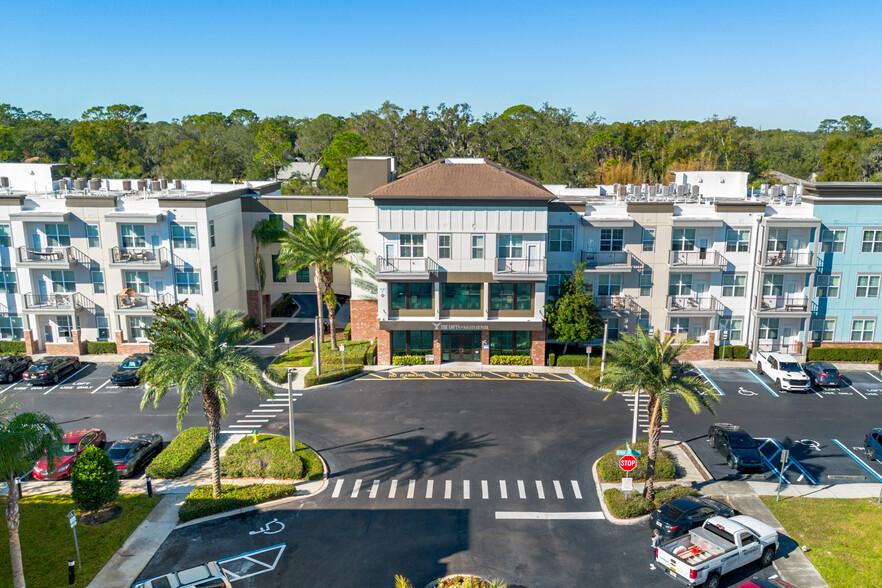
(321, 131), (369, 192)
(544, 263), (603, 353)
(71, 445), (120, 514)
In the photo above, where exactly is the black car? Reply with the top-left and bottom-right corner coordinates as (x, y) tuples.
(0, 355), (32, 383)
(648, 495), (736, 538)
(106, 434), (163, 478)
(23, 356), (80, 385)
(708, 423), (764, 471)
(802, 361), (843, 387)
(110, 354), (152, 386)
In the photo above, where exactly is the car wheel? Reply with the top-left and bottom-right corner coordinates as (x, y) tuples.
(708, 435), (716, 449)
(51, 373), (59, 384)
(74, 361), (81, 371)
(760, 545), (776, 567)
(5, 373), (13, 383)
(757, 363), (763, 375)
(727, 455), (735, 469)
(776, 379), (784, 393)
(867, 447), (877, 461)
(704, 572), (721, 588)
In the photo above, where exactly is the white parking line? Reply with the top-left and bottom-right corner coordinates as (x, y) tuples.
(482, 480), (489, 499)
(517, 480), (526, 499)
(499, 480), (508, 499)
(0, 381), (18, 394)
(252, 409), (284, 413)
(866, 371), (882, 384)
(90, 379), (111, 395)
(747, 370), (778, 397)
(495, 511), (604, 520)
(388, 480), (398, 499)
(848, 384), (867, 400)
(426, 480), (434, 499)
(369, 480), (379, 498)
(351, 479), (362, 498)
(536, 480), (545, 500)
(44, 365), (89, 395)
(236, 418), (270, 423)
(444, 480), (452, 499)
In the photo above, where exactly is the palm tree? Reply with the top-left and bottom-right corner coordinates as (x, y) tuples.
(600, 328), (720, 501)
(140, 309), (272, 498)
(1, 408), (63, 588)
(251, 216), (286, 332)
(275, 216), (367, 348)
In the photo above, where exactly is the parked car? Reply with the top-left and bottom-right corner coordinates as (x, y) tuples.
(24, 356), (80, 385)
(110, 353), (152, 386)
(708, 423), (764, 472)
(0, 354), (32, 383)
(32, 428), (106, 480)
(754, 351), (810, 392)
(132, 561), (232, 588)
(106, 434), (163, 478)
(737, 578), (796, 588)
(801, 361), (843, 387)
(649, 495), (736, 539)
(864, 428), (882, 461)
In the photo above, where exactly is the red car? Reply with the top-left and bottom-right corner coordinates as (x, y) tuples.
(737, 578), (796, 588)
(32, 428), (106, 480)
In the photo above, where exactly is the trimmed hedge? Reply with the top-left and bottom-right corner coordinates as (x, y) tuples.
(489, 355), (531, 365)
(304, 365), (363, 387)
(365, 339), (378, 365)
(547, 353), (556, 367)
(604, 484), (699, 519)
(178, 483), (296, 523)
(145, 427), (209, 479)
(596, 439), (677, 482)
(220, 434), (323, 480)
(86, 341), (118, 354)
(714, 345), (750, 360)
(556, 354), (590, 367)
(392, 354), (427, 366)
(343, 323), (352, 341)
(807, 347), (882, 362)
(0, 340), (26, 354)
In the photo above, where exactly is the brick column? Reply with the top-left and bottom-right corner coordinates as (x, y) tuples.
(72, 329), (85, 355)
(24, 330), (36, 356)
(433, 330), (442, 365)
(350, 300), (380, 342)
(377, 330), (392, 366)
(114, 330), (124, 354)
(531, 329), (546, 366)
(481, 331), (490, 365)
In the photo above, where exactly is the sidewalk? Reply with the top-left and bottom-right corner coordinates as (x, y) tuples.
(363, 362), (575, 373)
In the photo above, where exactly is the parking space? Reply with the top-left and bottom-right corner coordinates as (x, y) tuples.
(0, 362), (146, 397)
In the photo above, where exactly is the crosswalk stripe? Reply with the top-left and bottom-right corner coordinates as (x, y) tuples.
(500, 480), (508, 499)
(463, 480), (470, 500)
(482, 480), (489, 499)
(369, 480), (379, 499)
(571, 480), (582, 500)
(407, 480), (415, 499)
(444, 480), (452, 499)
(252, 409), (283, 413)
(332, 479), (343, 498)
(553, 480), (563, 499)
(517, 480), (526, 499)
(536, 480), (545, 500)
(351, 479), (362, 498)
(426, 479), (434, 499)
(327, 478), (591, 501)
(389, 480), (398, 499)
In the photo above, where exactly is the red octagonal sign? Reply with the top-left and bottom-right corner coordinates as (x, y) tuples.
(619, 455), (637, 472)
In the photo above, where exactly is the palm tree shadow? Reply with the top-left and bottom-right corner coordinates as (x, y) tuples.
(334, 431), (496, 481)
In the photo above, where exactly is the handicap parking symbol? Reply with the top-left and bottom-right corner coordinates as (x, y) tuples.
(797, 439), (821, 452)
(737, 387), (757, 397)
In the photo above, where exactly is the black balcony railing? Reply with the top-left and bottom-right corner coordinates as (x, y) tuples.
(593, 295), (639, 312)
(493, 257), (546, 276)
(666, 295), (723, 312)
(762, 250), (813, 267)
(668, 250), (726, 267)
(581, 250), (631, 268)
(756, 295), (809, 312)
(376, 257), (436, 274)
(23, 292), (94, 312)
(115, 292), (173, 311)
(111, 246), (169, 265)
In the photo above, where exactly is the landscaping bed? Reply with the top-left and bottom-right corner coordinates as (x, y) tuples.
(178, 484), (297, 523)
(596, 439), (677, 482)
(145, 426), (208, 479)
(303, 339), (371, 387)
(221, 434), (323, 480)
(603, 484), (698, 519)
(266, 338), (315, 384)
(762, 497), (882, 588)
(0, 494), (160, 587)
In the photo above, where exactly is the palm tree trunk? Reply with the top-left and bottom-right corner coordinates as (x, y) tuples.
(254, 245), (265, 332)
(324, 271), (337, 348)
(6, 473), (26, 588)
(203, 388), (223, 498)
(643, 394), (662, 501)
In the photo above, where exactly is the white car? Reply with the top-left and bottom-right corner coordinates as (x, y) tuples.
(132, 562), (231, 588)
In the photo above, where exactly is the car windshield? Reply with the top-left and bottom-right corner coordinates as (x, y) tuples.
(107, 446), (130, 459)
(780, 362), (802, 372)
(120, 360), (142, 369)
(729, 435), (756, 449)
(32, 363), (51, 371)
(659, 503), (683, 520)
(60, 443), (77, 455)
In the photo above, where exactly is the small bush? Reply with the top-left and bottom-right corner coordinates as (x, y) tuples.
(489, 355), (531, 365)
(145, 427), (209, 479)
(0, 340), (26, 354)
(807, 347), (882, 362)
(715, 345), (750, 360)
(178, 483), (296, 523)
(574, 365), (602, 386)
(220, 434), (325, 480)
(86, 341), (118, 354)
(604, 484), (700, 519)
(304, 365), (363, 387)
(71, 446), (120, 514)
(392, 354), (427, 366)
(556, 354), (591, 367)
(547, 352), (556, 367)
(596, 439), (677, 482)
(343, 323), (352, 341)
(365, 339), (378, 365)
(654, 484), (700, 504)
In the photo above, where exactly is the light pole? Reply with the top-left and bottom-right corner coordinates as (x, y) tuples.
(600, 320), (609, 375)
(631, 389), (640, 445)
(314, 317), (322, 376)
(287, 368), (296, 452)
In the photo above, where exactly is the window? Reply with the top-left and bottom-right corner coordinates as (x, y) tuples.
(124, 271), (149, 294)
(815, 275), (840, 298)
(45, 224), (70, 247)
(438, 235), (451, 259)
(820, 229), (845, 253)
(56, 316), (72, 339)
(637, 316), (650, 332)
(296, 267), (309, 283)
(86, 224), (100, 248)
(442, 283), (482, 310)
(719, 318), (743, 341)
(763, 274), (784, 296)
(490, 331), (531, 356)
(292, 214), (306, 227)
(547, 272), (571, 299)
(851, 318), (876, 341)
(175, 270), (201, 295)
(399, 234), (424, 258)
(212, 266), (219, 293)
(50, 270), (75, 293)
(0, 316), (23, 340)
(91, 271), (104, 294)
(497, 234), (524, 258)
(672, 228), (695, 251)
(96, 316), (110, 341)
(120, 224), (146, 248)
(862, 229), (882, 253)
(722, 274), (747, 297)
(209, 222), (216, 247)
(725, 228), (750, 252)
(392, 330), (434, 355)
(597, 274), (622, 296)
(767, 228), (788, 252)
(271, 255), (285, 283)
(471, 235), (484, 259)
(639, 270), (652, 297)
(600, 229), (624, 252)
(0, 271), (16, 294)
(549, 228), (574, 252)
(172, 224), (197, 248)
(0, 224), (10, 247)
(390, 283), (433, 310)
(856, 275), (881, 298)
(607, 317), (620, 339)
(668, 273), (692, 296)
(758, 318), (779, 340)
(811, 318), (835, 342)
(490, 283), (532, 311)
(670, 317), (690, 334)
(318, 215), (331, 220)
(641, 228), (655, 252)
(130, 317), (152, 340)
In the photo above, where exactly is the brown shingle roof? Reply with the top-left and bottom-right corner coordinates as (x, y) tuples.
(366, 158), (554, 201)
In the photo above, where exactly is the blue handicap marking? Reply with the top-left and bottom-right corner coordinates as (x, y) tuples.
(218, 543), (286, 582)
(755, 437), (819, 485)
(746, 370), (779, 397)
(831, 439), (882, 483)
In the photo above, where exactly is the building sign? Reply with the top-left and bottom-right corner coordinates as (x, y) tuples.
(379, 320), (544, 331)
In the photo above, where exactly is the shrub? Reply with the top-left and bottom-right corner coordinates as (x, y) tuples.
(714, 345), (750, 360)
(221, 434), (315, 479)
(71, 446), (120, 514)
(86, 341), (118, 354)
(596, 439), (677, 482)
(654, 484), (700, 504)
(178, 483), (296, 523)
(547, 353), (556, 367)
(365, 339), (378, 365)
(807, 347), (882, 362)
(392, 354), (427, 366)
(343, 323), (352, 341)
(604, 484), (700, 519)
(489, 355), (531, 365)
(0, 340), (26, 354)
(145, 427), (209, 479)
(556, 354), (591, 367)
(574, 365), (602, 386)
(304, 365), (363, 387)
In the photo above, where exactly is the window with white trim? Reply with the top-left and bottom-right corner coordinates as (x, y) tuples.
(56, 316), (72, 339)
(670, 317), (690, 334)
(811, 318), (835, 342)
(209, 222), (216, 247)
(763, 274), (784, 296)
(50, 270), (75, 293)
(600, 229), (623, 252)
(91, 271), (105, 294)
(639, 270), (652, 296)
(0, 224), (10, 247)
(438, 235), (451, 259)
(758, 318), (779, 340)
(668, 273), (693, 296)
(120, 224), (146, 248)
(672, 228), (695, 251)
(597, 274), (622, 296)
(549, 228), (574, 252)
(722, 274), (746, 297)
(85, 224), (100, 248)
(45, 224), (70, 247)
(175, 270), (201, 295)
(0, 316), (23, 340)
(725, 228), (750, 252)
(607, 317), (620, 339)
(96, 316), (110, 341)
(497, 234), (524, 258)
(815, 275), (840, 298)
(641, 228), (655, 252)
(861, 229), (882, 253)
(130, 316), (152, 340)
(855, 275), (881, 298)
(719, 317), (743, 341)
(471, 235), (484, 259)
(820, 228), (845, 253)
(172, 224), (197, 249)
(399, 234), (424, 258)
(547, 272), (571, 299)
(212, 266), (219, 293)
(0, 271), (16, 294)
(766, 228), (788, 252)
(125, 271), (150, 294)
(851, 318), (875, 341)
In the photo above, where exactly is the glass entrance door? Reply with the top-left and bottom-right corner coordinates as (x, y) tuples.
(442, 332), (481, 361)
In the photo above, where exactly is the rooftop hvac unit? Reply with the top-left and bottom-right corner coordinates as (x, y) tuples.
(160, 178), (168, 190)
(74, 178), (87, 190)
(137, 179), (147, 191)
(662, 185), (671, 197)
(122, 180), (132, 191)
(151, 179), (162, 191)
(0, 177), (8, 188)
(174, 179), (182, 190)
(58, 178), (69, 191)
(617, 184), (626, 196)
(785, 185), (795, 198)
(676, 184), (687, 198)
(648, 185), (657, 197)
(88, 179), (101, 191)
(691, 184), (700, 198)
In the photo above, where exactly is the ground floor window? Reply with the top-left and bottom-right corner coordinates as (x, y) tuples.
(130, 316), (152, 340)
(96, 316), (110, 341)
(758, 318), (779, 340)
(719, 317), (743, 342)
(670, 317), (689, 335)
(392, 330), (433, 355)
(391, 283), (433, 310)
(810, 318), (835, 342)
(490, 331), (531, 356)
(0, 316), (23, 340)
(851, 318), (875, 342)
(490, 283), (531, 310)
(442, 283), (482, 310)
(56, 316), (73, 339)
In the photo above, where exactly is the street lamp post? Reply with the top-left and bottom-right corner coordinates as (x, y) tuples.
(600, 320), (609, 375)
(287, 368), (296, 453)
(314, 317), (322, 376)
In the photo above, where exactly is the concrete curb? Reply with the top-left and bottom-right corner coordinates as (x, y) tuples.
(591, 455), (650, 526)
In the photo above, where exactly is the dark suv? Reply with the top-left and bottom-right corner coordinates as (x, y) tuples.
(708, 423), (764, 472)
(865, 428), (882, 461)
(0, 355), (32, 383)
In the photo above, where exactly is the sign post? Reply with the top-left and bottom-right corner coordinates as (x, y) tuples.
(68, 510), (81, 569)
(314, 317), (322, 376)
(721, 329), (730, 361)
(338, 343), (345, 368)
(600, 321), (609, 375)
(287, 368), (296, 452)
(585, 346), (592, 369)
(776, 449), (789, 501)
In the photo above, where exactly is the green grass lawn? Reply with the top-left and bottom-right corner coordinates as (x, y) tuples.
(267, 337), (371, 384)
(762, 497), (882, 588)
(0, 494), (160, 587)
(221, 434), (324, 480)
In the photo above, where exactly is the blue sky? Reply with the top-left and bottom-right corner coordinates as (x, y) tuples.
(4, 0), (881, 130)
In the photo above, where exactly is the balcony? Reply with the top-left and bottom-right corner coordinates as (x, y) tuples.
(376, 257), (433, 280)
(666, 295), (723, 314)
(109, 247), (170, 270)
(581, 250), (634, 272)
(755, 295), (810, 315)
(22, 292), (94, 315)
(594, 294), (639, 313)
(115, 292), (173, 314)
(492, 258), (547, 281)
(16, 246), (83, 268)
(667, 250), (726, 270)
(760, 250), (814, 270)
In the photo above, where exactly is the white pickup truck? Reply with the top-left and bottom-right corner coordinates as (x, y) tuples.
(754, 351), (811, 392)
(132, 561), (232, 588)
(655, 515), (778, 588)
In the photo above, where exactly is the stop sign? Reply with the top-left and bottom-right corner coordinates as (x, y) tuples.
(619, 455), (637, 471)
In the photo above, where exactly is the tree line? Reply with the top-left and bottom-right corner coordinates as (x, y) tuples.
(2, 102), (881, 193)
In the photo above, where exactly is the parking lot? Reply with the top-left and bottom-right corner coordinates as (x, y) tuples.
(0, 362), (146, 397)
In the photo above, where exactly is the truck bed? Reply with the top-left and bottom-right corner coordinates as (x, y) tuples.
(666, 527), (734, 566)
